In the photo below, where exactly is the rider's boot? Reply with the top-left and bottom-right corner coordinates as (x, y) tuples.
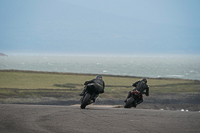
(124, 99), (127, 103)
(137, 99), (143, 104)
(79, 86), (87, 96)
(124, 91), (131, 103)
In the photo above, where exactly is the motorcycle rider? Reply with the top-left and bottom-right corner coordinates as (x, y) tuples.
(124, 78), (149, 107)
(79, 75), (105, 103)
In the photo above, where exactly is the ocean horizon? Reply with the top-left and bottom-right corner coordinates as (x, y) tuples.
(1, 54), (200, 80)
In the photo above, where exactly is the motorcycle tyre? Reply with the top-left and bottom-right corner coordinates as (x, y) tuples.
(80, 93), (91, 109)
(124, 97), (134, 108)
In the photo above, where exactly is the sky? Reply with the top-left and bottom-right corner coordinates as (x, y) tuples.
(0, 0), (200, 55)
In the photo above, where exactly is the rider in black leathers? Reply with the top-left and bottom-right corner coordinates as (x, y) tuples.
(124, 78), (149, 107)
(79, 75), (105, 102)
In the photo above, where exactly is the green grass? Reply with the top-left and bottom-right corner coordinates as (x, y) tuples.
(0, 70), (200, 99)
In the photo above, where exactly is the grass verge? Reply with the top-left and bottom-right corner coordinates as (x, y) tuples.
(0, 70), (200, 100)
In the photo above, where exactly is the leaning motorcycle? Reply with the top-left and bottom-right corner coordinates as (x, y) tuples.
(124, 90), (144, 108)
(80, 86), (96, 109)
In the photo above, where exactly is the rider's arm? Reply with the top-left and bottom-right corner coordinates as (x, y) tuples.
(145, 86), (149, 96)
(132, 81), (139, 87)
(84, 79), (95, 85)
(101, 81), (105, 93)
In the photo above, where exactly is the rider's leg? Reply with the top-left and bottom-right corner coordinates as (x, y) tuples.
(91, 84), (102, 103)
(92, 93), (99, 103)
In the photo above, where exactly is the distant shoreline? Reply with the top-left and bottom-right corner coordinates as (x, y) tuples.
(0, 69), (198, 81)
(0, 53), (7, 56)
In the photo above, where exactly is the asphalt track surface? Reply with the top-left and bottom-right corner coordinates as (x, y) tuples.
(1, 104), (200, 133)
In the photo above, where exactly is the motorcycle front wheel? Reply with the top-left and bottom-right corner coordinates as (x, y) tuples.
(80, 93), (91, 109)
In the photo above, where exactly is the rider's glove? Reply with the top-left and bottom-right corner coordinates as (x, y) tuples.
(84, 81), (89, 85)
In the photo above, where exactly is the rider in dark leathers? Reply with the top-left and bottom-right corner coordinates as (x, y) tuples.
(124, 78), (149, 107)
(79, 75), (105, 102)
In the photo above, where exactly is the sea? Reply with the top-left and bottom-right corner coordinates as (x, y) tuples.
(0, 55), (200, 80)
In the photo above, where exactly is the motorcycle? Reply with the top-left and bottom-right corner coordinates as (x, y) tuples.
(124, 90), (145, 108)
(80, 85), (96, 109)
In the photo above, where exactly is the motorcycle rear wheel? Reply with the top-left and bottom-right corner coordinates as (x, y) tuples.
(80, 93), (91, 109)
(124, 97), (134, 108)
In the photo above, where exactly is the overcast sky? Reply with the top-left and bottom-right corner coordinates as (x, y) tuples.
(0, 0), (200, 55)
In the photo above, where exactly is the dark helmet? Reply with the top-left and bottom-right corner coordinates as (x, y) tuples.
(96, 75), (102, 79)
(141, 78), (147, 83)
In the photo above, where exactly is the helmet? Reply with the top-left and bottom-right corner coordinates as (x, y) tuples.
(141, 78), (147, 83)
(96, 75), (102, 79)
